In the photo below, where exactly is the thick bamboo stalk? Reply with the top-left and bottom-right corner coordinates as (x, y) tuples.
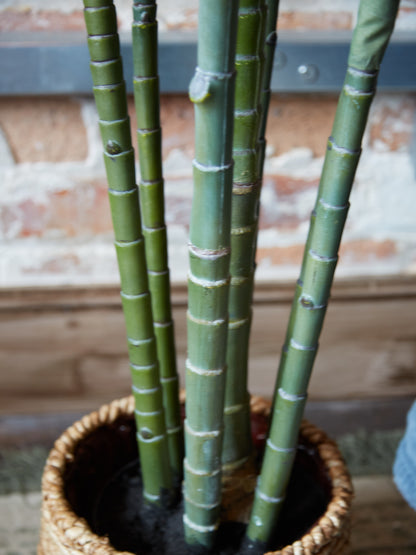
(131, 0), (183, 479)
(184, 0), (239, 548)
(83, 0), (172, 503)
(222, 0), (267, 470)
(247, 0), (400, 546)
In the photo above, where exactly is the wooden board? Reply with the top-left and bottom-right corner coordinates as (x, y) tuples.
(1, 276), (416, 415)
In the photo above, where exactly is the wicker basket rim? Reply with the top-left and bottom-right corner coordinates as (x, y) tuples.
(40, 395), (353, 555)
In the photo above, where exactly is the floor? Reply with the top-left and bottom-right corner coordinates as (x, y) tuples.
(0, 476), (415, 555)
(350, 476), (416, 554)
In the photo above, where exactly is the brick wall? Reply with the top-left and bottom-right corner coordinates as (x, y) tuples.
(1, 1), (415, 287)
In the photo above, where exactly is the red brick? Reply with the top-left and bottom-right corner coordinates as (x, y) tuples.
(47, 180), (112, 237)
(279, 11), (353, 31)
(163, 9), (198, 31)
(0, 97), (88, 163)
(397, 4), (416, 23)
(256, 239), (397, 271)
(22, 253), (81, 276)
(160, 95), (195, 159)
(259, 176), (318, 230)
(256, 245), (304, 267)
(267, 175), (319, 197)
(129, 93), (338, 164)
(1, 180), (112, 239)
(340, 239), (397, 262)
(130, 94), (337, 163)
(0, 8), (85, 32)
(266, 95), (338, 157)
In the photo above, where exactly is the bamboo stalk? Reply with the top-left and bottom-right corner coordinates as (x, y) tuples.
(247, 0), (400, 546)
(131, 0), (183, 480)
(82, 0), (172, 503)
(222, 0), (267, 470)
(258, 0), (280, 178)
(183, 0), (239, 548)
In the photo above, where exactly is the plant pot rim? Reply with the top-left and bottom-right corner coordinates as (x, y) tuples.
(39, 394), (353, 555)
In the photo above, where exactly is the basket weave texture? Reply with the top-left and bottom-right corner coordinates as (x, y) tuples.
(38, 395), (353, 555)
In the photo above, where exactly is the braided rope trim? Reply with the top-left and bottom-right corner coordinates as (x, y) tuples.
(39, 395), (353, 555)
(39, 397), (135, 555)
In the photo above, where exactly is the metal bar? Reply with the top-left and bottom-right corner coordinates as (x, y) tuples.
(1, 30), (415, 95)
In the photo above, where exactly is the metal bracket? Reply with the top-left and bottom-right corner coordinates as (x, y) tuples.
(0, 30), (415, 95)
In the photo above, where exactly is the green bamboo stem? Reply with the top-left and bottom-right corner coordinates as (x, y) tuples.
(222, 0), (267, 470)
(184, 0), (239, 548)
(131, 0), (183, 479)
(247, 0), (400, 546)
(83, 0), (172, 503)
(258, 0), (280, 179)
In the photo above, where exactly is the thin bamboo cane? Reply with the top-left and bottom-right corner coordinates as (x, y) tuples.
(131, 0), (183, 480)
(83, 0), (172, 503)
(222, 0), (267, 470)
(247, 0), (400, 546)
(183, 0), (239, 548)
(258, 0), (280, 179)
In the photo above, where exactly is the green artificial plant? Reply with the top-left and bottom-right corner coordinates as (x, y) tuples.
(82, 0), (399, 551)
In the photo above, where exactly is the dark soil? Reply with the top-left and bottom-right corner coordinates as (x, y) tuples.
(64, 414), (331, 555)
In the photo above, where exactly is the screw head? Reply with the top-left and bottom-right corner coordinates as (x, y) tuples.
(297, 64), (319, 84)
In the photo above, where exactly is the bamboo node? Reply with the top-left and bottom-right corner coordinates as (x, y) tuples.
(347, 66), (377, 78)
(231, 223), (256, 235)
(344, 83), (375, 97)
(232, 182), (259, 194)
(188, 271), (230, 288)
(128, 336), (154, 347)
(278, 388), (307, 403)
(185, 420), (222, 439)
(108, 186), (137, 196)
(289, 338), (317, 352)
(121, 290), (149, 299)
(186, 311), (227, 328)
(228, 316), (250, 329)
(132, 384), (160, 395)
(266, 438), (296, 454)
(318, 198), (349, 211)
(183, 514), (219, 534)
(186, 359), (225, 377)
(193, 158), (233, 173)
(328, 136), (361, 156)
(308, 249), (338, 263)
(114, 237), (144, 248)
(130, 361), (158, 371)
(183, 494), (220, 510)
(184, 459), (222, 477)
(188, 242), (230, 259)
(257, 489), (284, 505)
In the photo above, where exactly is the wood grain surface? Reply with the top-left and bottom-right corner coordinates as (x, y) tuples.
(1, 276), (415, 415)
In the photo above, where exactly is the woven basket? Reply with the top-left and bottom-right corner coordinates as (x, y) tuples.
(38, 395), (353, 555)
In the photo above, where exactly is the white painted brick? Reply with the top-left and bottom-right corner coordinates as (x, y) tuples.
(0, 128), (15, 167)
